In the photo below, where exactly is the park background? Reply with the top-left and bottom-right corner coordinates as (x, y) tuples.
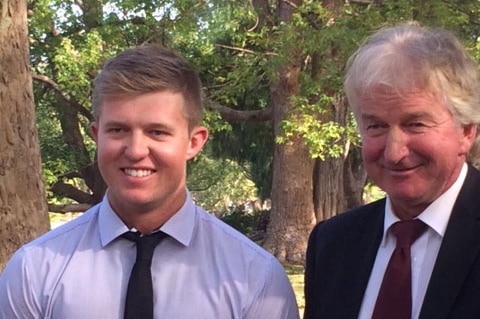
(3, 0), (480, 317)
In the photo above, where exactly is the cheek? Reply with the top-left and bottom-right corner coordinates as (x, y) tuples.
(96, 138), (121, 159)
(149, 144), (184, 164)
(361, 138), (383, 162)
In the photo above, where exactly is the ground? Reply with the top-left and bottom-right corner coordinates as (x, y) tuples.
(286, 264), (305, 318)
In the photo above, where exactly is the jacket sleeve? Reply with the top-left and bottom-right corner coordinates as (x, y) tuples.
(303, 223), (322, 319)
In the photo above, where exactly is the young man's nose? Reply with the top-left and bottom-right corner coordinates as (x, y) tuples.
(124, 133), (149, 159)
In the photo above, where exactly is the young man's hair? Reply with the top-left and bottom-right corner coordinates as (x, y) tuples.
(93, 45), (203, 130)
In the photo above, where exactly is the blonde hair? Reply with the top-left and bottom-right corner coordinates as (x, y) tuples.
(93, 45), (203, 130)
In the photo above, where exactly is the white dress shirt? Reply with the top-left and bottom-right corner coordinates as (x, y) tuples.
(0, 190), (299, 319)
(358, 164), (468, 319)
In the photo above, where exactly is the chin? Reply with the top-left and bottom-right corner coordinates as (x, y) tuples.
(389, 190), (431, 205)
(115, 191), (153, 205)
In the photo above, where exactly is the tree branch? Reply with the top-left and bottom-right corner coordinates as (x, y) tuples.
(32, 73), (94, 121)
(50, 181), (96, 205)
(252, 0), (273, 29)
(441, 0), (480, 25)
(215, 44), (278, 57)
(207, 104), (272, 122)
(48, 203), (92, 213)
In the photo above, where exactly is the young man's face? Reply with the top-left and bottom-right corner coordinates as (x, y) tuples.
(91, 91), (208, 225)
(357, 89), (476, 219)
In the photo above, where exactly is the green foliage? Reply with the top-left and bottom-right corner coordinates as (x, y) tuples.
(53, 32), (104, 105)
(208, 120), (274, 200)
(220, 207), (269, 237)
(277, 95), (340, 159)
(29, 0), (480, 210)
(272, 0), (480, 162)
(363, 182), (386, 204)
(266, 3), (370, 161)
(187, 149), (259, 214)
(192, 1), (275, 199)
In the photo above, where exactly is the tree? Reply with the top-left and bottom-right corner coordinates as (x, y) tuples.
(203, 0), (368, 263)
(0, 0), (50, 269)
(258, 0), (317, 263)
(204, 0), (480, 263)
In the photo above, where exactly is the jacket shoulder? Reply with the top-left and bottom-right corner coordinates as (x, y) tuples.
(310, 198), (385, 240)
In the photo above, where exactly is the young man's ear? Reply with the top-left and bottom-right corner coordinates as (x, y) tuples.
(186, 126), (208, 160)
(90, 122), (99, 143)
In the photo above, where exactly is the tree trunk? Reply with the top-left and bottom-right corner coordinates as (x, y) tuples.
(0, 0), (50, 270)
(310, 0), (367, 222)
(313, 157), (345, 221)
(262, 0), (316, 265)
(313, 148), (366, 220)
(313, 95), (366, 220)
(264, 64), (317, 264)
(343, 145), (367, 209)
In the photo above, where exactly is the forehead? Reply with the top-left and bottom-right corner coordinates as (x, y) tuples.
(98, 92), (189, 127)
(357, 87), (445, 115)
(96, 91), (188, 118)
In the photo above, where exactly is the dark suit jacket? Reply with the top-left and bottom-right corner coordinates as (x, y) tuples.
(304, 166), (480, 319)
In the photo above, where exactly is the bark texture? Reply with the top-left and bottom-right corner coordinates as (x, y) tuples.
(262, 0), (317, 264)
(0, 0), (50, 270)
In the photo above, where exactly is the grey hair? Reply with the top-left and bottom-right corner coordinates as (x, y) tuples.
(344, 23), (480, 163)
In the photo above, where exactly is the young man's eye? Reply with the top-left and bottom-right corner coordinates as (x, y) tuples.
(108, 128), (124, 133)
(367, 124), (381, 130)
(151, 130), (165, 136)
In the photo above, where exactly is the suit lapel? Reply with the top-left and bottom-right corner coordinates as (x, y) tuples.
(328, 202), (385, 318)
(419, 167), (480, 319)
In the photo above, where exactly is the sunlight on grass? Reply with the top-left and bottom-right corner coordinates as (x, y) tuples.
(285, 265), (305, 318)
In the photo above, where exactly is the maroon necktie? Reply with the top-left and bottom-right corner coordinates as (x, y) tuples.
(372, 220), (426, 319)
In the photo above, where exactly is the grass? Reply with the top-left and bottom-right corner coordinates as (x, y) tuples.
(285, 265), (305, 318)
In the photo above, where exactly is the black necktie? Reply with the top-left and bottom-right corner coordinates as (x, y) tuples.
(372, 220), (426, 319)
(122, 231), (168, 319)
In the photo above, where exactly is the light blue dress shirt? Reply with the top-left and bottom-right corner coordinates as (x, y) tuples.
(0, 191), (299, 319)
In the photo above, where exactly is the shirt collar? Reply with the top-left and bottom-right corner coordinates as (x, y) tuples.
(98, 189), (196, 248)
(382, 163), (468, 246)
(98, 193), (131, 247)
(160, 190), (195, 247)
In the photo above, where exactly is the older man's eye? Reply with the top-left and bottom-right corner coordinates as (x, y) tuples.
(364, 123), (388, 136)
(407, 122), (429, 133)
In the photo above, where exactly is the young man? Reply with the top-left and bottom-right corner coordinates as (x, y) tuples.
(0, 45), (299, 319)
(305, 23), (480, 319)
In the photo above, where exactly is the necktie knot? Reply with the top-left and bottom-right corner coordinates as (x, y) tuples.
(122, 231), (167, 261)
(391, 219), (426, 248)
